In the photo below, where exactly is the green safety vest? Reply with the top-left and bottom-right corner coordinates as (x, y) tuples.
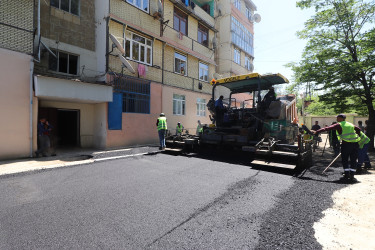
(157, 117), (167, 130)
(176, 125), (183, 133)
(336, 121), (360, 143)
(197, 125), (203, 133)
(358, 131), (370, 149)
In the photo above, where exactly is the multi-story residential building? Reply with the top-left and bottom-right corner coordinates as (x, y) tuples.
(106, 0), (216, 147)
(215, 0), (256, 77)
(0, 0), (35, 159)
(33, 0), (113, 151)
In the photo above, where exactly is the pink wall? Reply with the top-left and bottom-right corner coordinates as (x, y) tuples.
(0, 48), (32, 159)
(106, 82), (162, 148)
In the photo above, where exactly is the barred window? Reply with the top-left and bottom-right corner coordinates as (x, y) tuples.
(113, 77), (150, 114)
(50, 0), (80, 16)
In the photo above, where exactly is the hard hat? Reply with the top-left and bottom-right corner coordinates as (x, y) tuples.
(160, 113), (165, 116)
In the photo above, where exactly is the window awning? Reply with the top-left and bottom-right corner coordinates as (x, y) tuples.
(34, 75), (113, 103)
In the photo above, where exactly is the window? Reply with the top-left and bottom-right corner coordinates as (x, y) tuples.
(197, 98), (206, 116)
(125, 32), (153, 65)
(199, 62), (209, 82)
(245, 56), (252, 70)
(113, 77), (150, 113)
(234, 0), (241, 10)
(50, 0), (80, 15)
(246, 7), (252, 21)
(173, 94), (185, 115)
(173, 8), (188, 35)
(49, 50), (79, 75)
(198, 24), (208, 47)
(175, 52), (187, 75)
(231, 16), (254, 56)
(234, 49), (240, 64)
(126, 0), (149, 12)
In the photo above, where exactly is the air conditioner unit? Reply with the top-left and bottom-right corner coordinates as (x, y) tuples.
(212, 37), (217, 49)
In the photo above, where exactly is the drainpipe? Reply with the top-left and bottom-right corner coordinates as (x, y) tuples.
(30, 60), (34, 157)
(37, 0), (40, 61)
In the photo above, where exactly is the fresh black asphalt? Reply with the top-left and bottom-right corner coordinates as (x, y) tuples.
(0, 147), (352, 249)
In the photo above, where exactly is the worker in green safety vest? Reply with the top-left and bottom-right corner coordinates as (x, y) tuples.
(313, 114), (361, 182)
(356, 131), (371, 173)
(176, 122), (184, 136)
(196, 120), (203, 136)
(156, 113), (167, 150)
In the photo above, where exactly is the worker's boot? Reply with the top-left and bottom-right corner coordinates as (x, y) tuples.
(343, 171), (350, 180)
(364, 162), (372, 169)
(355, 165), (363, 174)
(349, 171), (355, 182)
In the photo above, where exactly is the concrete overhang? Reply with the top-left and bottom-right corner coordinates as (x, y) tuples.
(34, 75), (113, 103)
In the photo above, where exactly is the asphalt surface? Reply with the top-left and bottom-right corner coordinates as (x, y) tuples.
(0, 146), (363, 249)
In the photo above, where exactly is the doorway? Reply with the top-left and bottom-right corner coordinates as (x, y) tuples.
(57, 109), (80, 147)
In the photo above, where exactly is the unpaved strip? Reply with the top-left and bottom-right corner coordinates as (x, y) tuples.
(314, 170), (375, 250)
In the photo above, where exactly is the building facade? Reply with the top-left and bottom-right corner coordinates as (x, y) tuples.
(0, 0), (34, 159)
(215, 0), (256, 77)
(33, 0), (113, 152)
(106, 0), (216, 147)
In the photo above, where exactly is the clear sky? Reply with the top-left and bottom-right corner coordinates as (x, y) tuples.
(252, 0), (315, 85)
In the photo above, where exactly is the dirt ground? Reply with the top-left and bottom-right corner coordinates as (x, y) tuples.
(313, 144), (375, 250)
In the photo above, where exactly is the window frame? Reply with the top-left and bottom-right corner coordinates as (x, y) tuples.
(198, 24), (209, 47)
(50, 0), (80, 16)
(245, 56), (251, 70)
(234, 0), (241, 10)
(126, 0), (149, 13)
(196, 98), (206, 116)
(174, 52), (187, 75)
(173, 7), (188, 35)
(49, 49), (79, 75)
(199, 62), (209, 82)
(124, 32), (153, 66)
(246, 7), (252, 21)
(173, 94), (186, 116)
(234, 48), (241, 65)
(231, 16), (254, 56)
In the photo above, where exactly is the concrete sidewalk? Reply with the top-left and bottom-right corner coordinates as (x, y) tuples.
(0, 145), (161, 177)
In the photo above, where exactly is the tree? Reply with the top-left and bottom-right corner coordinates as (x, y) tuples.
(292, 0), (375, 150)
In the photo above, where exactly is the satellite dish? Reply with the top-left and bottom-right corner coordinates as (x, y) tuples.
(253, 13), (261, 23)
(119, 54), (136, 74)
(109, 33), (125, 55)
(249, 63), (254, 72)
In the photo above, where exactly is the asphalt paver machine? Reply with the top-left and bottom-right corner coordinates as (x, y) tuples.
(166, 73), (313, 174)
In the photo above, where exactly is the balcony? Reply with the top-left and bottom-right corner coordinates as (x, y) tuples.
(170, 0), (215, 30)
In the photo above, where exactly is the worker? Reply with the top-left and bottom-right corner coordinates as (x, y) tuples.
(196, 120), (203, 136)
(358, 120), (365, 132)
(156, 113), (167, 150)
(356, 131), (371, 173)
(329, 122), (340, 157)
(262, 87), (276, 105)
(176, 122), (184, 136)
(313, 114), (361, 181)
(311, 121), (321, 131)
(215, 95), (225, 127)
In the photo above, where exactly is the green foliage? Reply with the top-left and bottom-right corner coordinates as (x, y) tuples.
(292, 0), (375, 116)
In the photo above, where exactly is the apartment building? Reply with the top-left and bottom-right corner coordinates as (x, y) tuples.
(0, 0), (34, 159)
(106, 0), (216, 148)
(33, 0), (113, 151)
(215, 0), (256, 77)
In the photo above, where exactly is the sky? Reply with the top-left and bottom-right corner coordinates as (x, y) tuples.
(252, 0), (315, 86)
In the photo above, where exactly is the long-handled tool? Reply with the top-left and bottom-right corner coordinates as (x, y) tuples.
(321, 133), (329, 156)
(322, 153), (341, 174)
